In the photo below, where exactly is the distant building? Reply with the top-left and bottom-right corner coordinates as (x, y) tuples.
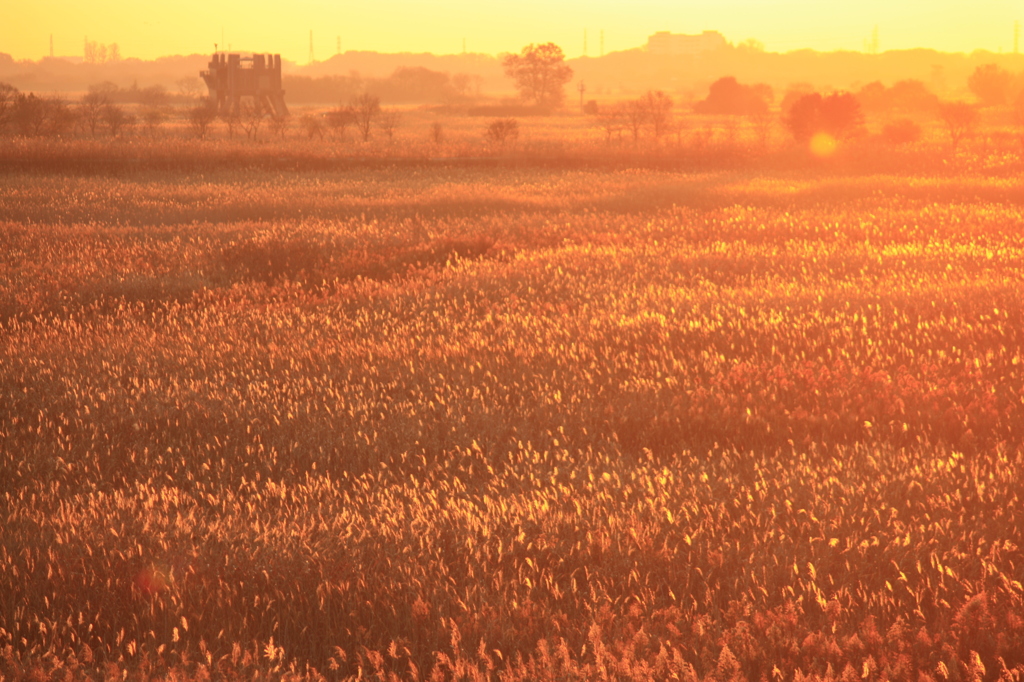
(646, 31), (727, 56)
(201, 53), (288, 117)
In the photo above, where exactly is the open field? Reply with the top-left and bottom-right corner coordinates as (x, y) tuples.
(2, 146), (1024, 681)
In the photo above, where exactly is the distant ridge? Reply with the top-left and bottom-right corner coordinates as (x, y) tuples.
(3, 45), (1024, 101)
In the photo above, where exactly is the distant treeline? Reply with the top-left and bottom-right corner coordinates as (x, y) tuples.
(284, 67), (483, 105)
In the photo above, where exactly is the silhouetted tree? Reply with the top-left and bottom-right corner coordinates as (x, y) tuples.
(939, 101), (978, 152)
(268, 114), (289, 138)
(0, 83), (18, 134)
(188, 102), (217, 139)
(80, 91), (108, 136)
(784, 92), (863, 143)
(351, 93), (381, 141)
(176, 77), (203, 102)
(624, 98), (647, 144)
(142, 106), (166, 136)
(43, 97), (76, 137)
(12, 93), (47, 136)
(695, 77), (771, 115)
(968, 64), (1012, 107)
(239, 100), (265, 140)
(102, 103), (132, 137)
(326, 104), (354, 138)
(639, 90), (673, 139)
(502, 43), (573, 109)
(596, 104), (624, 144)
(378, 108), (400, 141)
(220, 106), (241, 138)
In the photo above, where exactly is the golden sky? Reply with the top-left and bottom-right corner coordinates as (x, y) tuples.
(4, 0), (1021, 62)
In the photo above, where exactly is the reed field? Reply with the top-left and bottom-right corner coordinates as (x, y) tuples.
(2, 135), (1024, 681)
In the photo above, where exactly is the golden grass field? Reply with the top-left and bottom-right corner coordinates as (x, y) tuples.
(2, 125), (1024, 681)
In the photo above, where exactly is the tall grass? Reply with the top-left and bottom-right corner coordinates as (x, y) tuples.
(2, 159), (1023, 681)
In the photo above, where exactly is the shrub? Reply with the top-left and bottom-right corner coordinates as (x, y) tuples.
(485, 118), (519, 147)
(784, 92), (864, 143)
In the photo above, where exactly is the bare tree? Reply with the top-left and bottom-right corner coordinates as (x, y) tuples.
(239, 100), (265, 140)
(378, 108), (400, 141)
(80, 91), (108, 136)
(596, 104), (623, 144)
(12, 93), (47, 136)
(43, 97), (77, 137)
(351, 93), (381, 142)
(268, 114), (289, 139)
(102, 103), (132, 137)
(624, 99), (647, 145)
(326, 105), (354, 139)
(142, 107), (166, 136)
(0, 83), (17, 135)
(939, 101), (978, 153)
(639, 90), (673, 139)
(176, 77), (203, 102)
(220, 107), (241, 139)
(189, 102), (217, 139)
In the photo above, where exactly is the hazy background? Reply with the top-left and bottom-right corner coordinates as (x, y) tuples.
(4, 0), (1022, 62)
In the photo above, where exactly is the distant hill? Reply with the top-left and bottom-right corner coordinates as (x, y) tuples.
(3, 44), (1024, 104)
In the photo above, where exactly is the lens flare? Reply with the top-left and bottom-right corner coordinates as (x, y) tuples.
(809, 132), (838, 157)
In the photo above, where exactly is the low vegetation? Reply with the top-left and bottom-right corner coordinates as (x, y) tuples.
(2, 159), (1023, 680)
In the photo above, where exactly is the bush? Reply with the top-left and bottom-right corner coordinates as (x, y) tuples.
(784, 92), (864, 143)
(485, 118), (519, 147)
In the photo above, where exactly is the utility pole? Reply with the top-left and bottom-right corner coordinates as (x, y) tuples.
(577, 80), (586, 113)
(309, 30), (314, 64)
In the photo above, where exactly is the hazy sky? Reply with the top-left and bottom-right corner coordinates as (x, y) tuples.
(4, 0), (1022, 62)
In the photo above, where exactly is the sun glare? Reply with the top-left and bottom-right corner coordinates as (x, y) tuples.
(809, 132), (838, 157)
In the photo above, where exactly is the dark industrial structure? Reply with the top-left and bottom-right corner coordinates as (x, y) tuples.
(200, 53), (288, 117)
